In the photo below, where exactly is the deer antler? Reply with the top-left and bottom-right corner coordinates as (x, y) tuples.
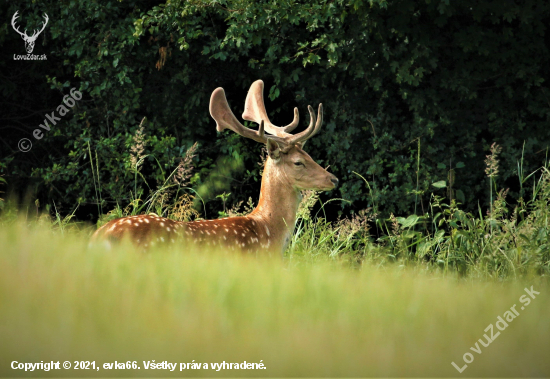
(210, 80), (323, 149)
(300, 103), (323, 148)
(242, 80), (300, 136)
(30, 14), (49, 39)
(11, 11), (26, 38)
(243, 80), (323, 147)
(210, 88), (286, 144)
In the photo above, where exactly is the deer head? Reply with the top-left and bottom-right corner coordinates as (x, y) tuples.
(11, 11), (49, 54)
(210, 80), (338, 192)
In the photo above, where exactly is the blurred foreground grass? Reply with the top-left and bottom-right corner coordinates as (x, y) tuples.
(1, 220), (549, 377)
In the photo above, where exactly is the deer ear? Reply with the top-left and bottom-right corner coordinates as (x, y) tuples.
(266, 139), (281, 161)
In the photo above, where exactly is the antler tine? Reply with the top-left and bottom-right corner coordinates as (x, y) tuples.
(242, 80), (299, 137)
(282, 107), (300, 133)
(11, 11), (25, 37)
(285, 105), (318, 146)
(300, 103), (323, 148)
(258, 119), (265, 139)
(31, 13), (49, 38)
(242, 80), (270, 127)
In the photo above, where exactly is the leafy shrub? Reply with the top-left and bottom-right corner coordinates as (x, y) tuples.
(1, 0), (549, 221)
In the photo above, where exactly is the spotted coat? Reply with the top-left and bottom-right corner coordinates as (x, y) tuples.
(91, 214), (272, 252)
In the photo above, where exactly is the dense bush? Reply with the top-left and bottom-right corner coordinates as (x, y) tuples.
(1, 0), (549, 221)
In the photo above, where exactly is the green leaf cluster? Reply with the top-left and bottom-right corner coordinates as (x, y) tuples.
(1, 0), (549, 219)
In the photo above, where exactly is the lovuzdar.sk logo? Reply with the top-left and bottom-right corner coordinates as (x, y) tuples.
(11, 11), (48, 61)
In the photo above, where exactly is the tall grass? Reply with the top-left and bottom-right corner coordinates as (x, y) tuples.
(1, 220), (549, 377)
(1, 137), (550, 376)
(75, 122), (550, 279)
(286, 148), (550, 279)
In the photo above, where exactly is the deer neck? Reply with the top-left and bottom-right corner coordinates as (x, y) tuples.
(249, 158), (301, 255)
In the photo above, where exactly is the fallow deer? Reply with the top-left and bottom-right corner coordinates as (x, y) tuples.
(91, 80), (338, 256)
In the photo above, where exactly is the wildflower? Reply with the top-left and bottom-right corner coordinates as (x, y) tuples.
(174, 142), (198, 187)
(485, 142), (502, 178)
(172, 194), (200, 221)
(297, 190), (320, 221)
(337, 208), (375, 237)
(389, 212), (400, 236)
(129, 117), (147, 171)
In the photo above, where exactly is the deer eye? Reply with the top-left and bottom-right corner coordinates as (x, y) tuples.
(294, 161), (304, 167)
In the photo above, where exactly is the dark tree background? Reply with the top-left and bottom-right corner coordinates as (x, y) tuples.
(1, 0), (549, 222)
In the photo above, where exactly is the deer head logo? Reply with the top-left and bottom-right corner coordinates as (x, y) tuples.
(11, 11), (49, 54)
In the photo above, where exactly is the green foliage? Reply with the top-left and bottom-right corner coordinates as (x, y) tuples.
(288, 166), (550, 279)
(1, 0), (549, 220)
